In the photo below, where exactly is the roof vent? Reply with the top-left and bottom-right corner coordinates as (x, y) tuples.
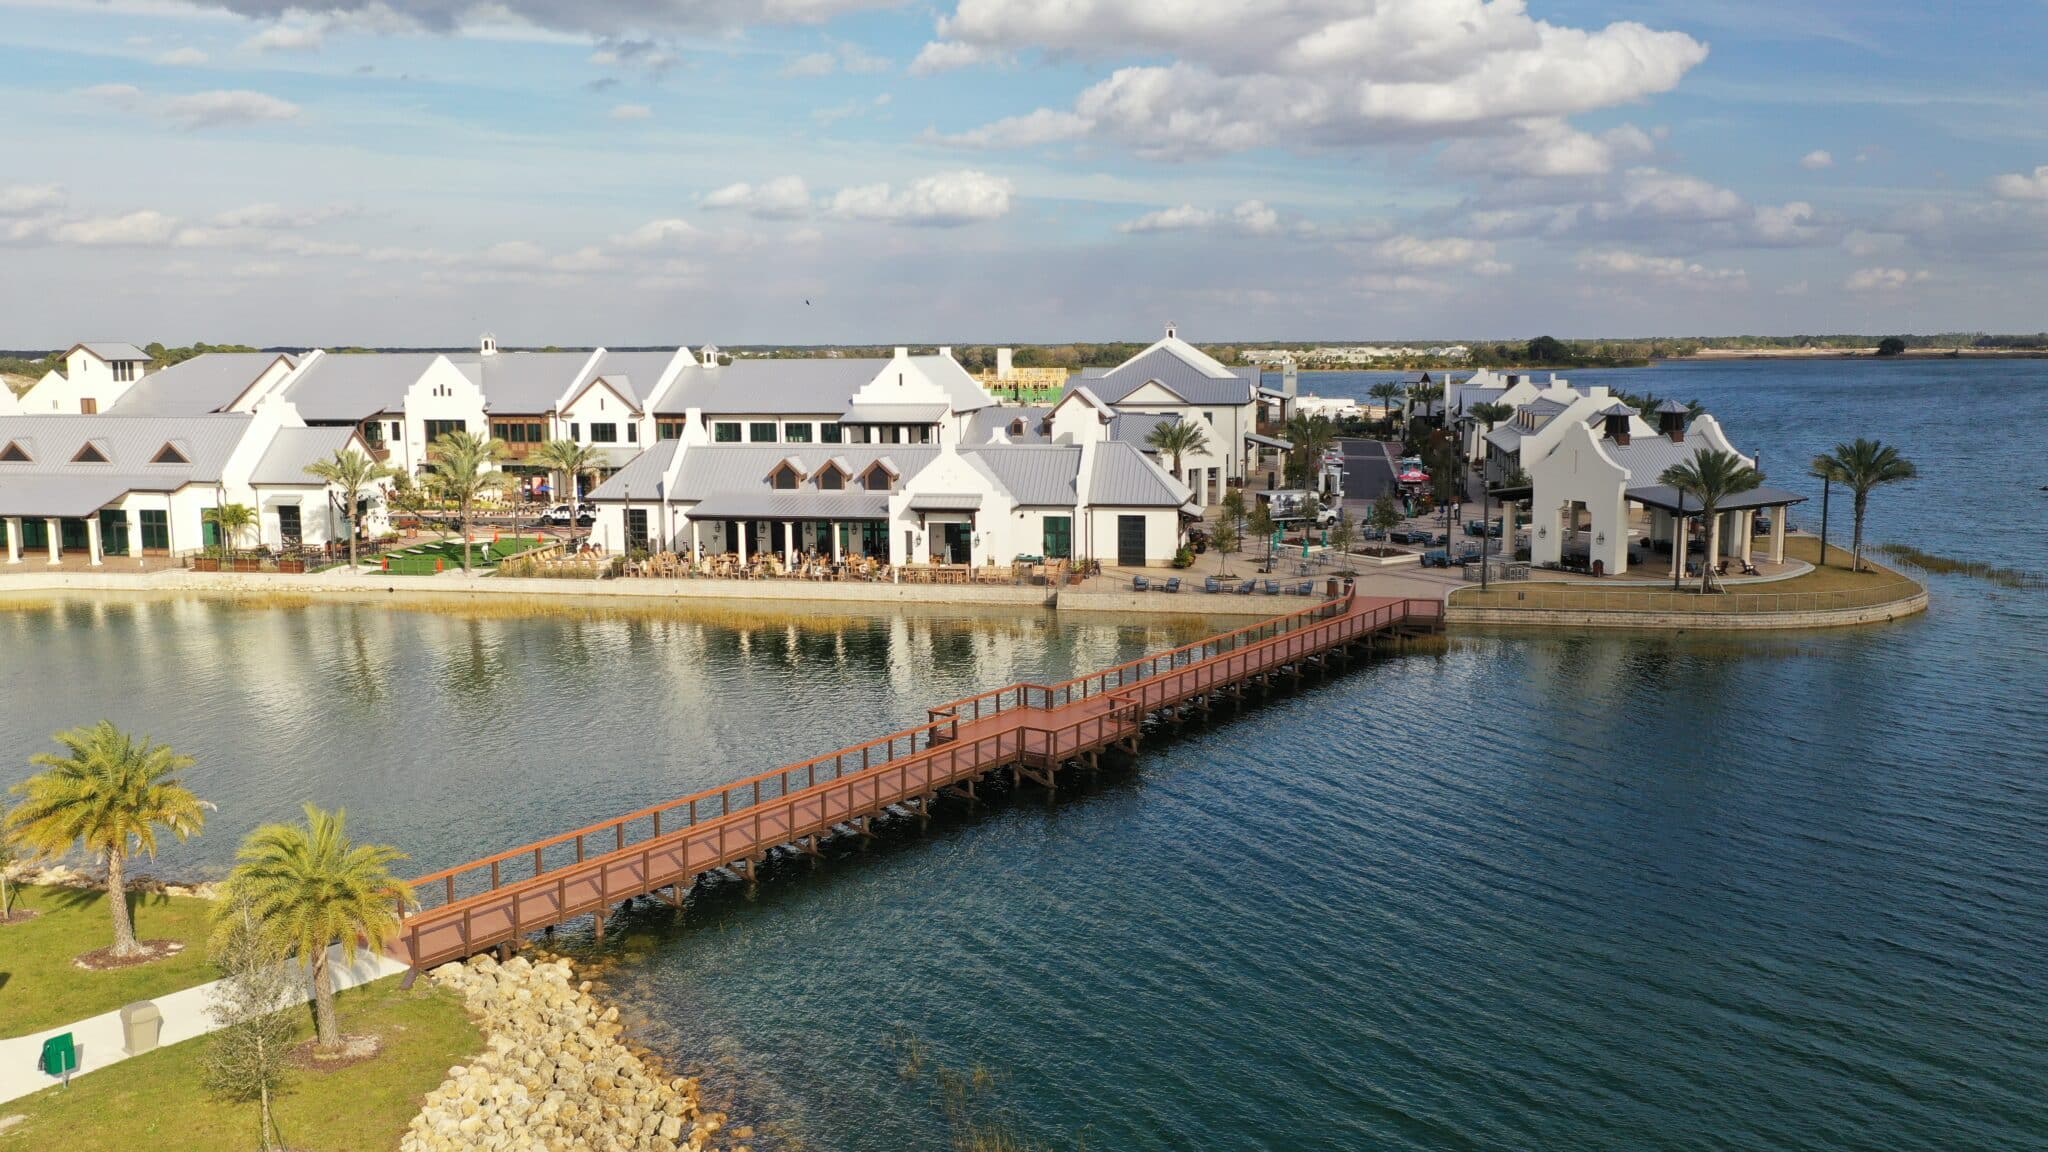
(151, 442), (191, 464)
(0, 441), (30, 463)
(72, 442), (109, 463)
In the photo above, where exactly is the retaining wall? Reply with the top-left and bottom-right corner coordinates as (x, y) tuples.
(1446, 587), (1928, 630)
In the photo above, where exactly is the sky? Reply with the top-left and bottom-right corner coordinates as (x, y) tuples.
(1, 0), (2046, 347)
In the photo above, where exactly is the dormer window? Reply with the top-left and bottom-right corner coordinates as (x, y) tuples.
(1009, 418), (1025, 437)
(771, 463), (801, 490)
(862, 461), (896, 491)
(0, 441), (30, 463)
(72, 443), (109, 463)
(819, 469), (844, 491)
(151, 443), (190, 464)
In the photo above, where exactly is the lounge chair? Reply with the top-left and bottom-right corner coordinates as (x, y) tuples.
(1204, 576), (1222, 593)
(1132, 575), (1150, 591)
(1263, 580), (1280, 595)
(1237, 579), (1257, 594)
(1295, 581), (1314, 595)
(1161, 577), (1181, 593)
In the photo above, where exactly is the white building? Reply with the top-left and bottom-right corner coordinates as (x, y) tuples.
(1060, 325), (1265, 506)
(20, 343), (156, 414)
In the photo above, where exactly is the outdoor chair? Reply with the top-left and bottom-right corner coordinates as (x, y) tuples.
(1295, 582), (1314, 595)
(1263, 580), (1280, 595)
(1132, 575), (1150, 591)
(1161, 577), (1181, 593)
(1237, 579), (1257, 594)
(1204, 576), (1222, 593)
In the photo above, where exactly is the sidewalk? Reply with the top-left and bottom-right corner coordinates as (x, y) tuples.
(0, 944), (408, 1106)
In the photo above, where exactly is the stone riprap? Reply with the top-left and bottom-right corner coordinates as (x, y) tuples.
(404, 954), (746, 1152)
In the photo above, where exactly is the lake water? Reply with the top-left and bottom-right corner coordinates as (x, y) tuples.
(2, 359), (2044, 1150)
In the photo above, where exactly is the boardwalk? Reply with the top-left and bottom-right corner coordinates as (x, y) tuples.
(394, 590), (1444, 973)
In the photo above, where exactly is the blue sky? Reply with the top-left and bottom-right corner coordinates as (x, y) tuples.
(2, 0), (2045, 346)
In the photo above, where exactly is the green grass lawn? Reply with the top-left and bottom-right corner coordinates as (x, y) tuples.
(0, 977), (478, 1152)
(0, 886), (219, 1037)
(374, 536), (546, 575)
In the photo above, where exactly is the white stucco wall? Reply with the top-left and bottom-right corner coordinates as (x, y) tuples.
(399, 357), (491, 474)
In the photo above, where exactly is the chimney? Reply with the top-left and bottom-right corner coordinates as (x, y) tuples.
(938, 346), (952, 359)
(996, 347), (1013, 378)
(1655, 400), (1688, 442)
(893, 346), (909, 360)
(1605, 413), (1631, 445)
(1667, 420), (1685, 443)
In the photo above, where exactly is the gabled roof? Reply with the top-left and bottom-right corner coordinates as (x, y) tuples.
(655, 358), (889, 416)
(970, 445), (1081, 505)
(248, 425), (362, 486)
(1088, 441), (1191, 506)
(0, 414), (253, 514)
(281, 352), (445, 422)
(590, 444), (942, 503)
(455, 351), (593, 415)
(108, 352), (296, 416)
(1109, 411), (1180, 448)
(71, 342), (151, 363)
(1078, 343), (1258, 407)
(965, 406), (1052, 444)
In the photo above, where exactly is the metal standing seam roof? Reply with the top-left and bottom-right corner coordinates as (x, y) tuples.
(966, 445), (1081, 504)
(1108, 411), (1181, 447)
(247, 425), (360, 485)
(453, 351), (594, 415)
(1245, 431), (1292, 449)
(107, 352), (295, 417)
(1088, 441), (1191, 507)
(1625, 484), (1807, 514)
(655, 358), (891, 417)
(906, 492), (984, 512)
(965, 406), (1052, 444)
(583, 439), (681, 498)
(0, 474), (150, 518)
(1601, 433), (1718, 483)
(583, 350), (681, 412)
(75, 342), (151, 363)
(591, 444), (943, 503)
(1077, 347), (1259, 407)
(908, 355), (996, 413)
(0, 413), (250, 480)
(280, 352), (446, 422)
(685, 491), (892, 520)
(1485, 425), (1527, 451)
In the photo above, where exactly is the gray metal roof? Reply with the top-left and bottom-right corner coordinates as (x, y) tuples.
(108, 352), (294, 417)
(1079, 347), (1258, 407)
(247, 425), (359, 485)
(0, 413), (249, 481)
(583, 350), (678, 411)
(454, 351), (591, 415)
(656, 358), (886, 416)
(1245, 431), (1292, 449)
(592, 443), (942, 503)
(0, 474), (144, 518)
(687, 491), (892, 520)
(1654, 399), (1692, 414)
(909, 355), (995, 413)
(1108, 411), (1180, 447)
(906, 492), (983, 512)
(281, 352), (443, 422)
(1485, 425), (1527, 451)
(1088, 441), (1190, 506)
(965, 406), (1052, 444)
(1602, 432), (1714, 483)
(1626, 484), (1806, 514)
(842, 404), (947, 423)
(1521, 398), (1571, 416)
(584, 440), (681, 499)
(968, 445), (1080, 505)
(75, 342), (151, 363)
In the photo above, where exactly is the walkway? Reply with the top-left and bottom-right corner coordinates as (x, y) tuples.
(392, 590), (1444, 973)
(0, 945), (407, 1105)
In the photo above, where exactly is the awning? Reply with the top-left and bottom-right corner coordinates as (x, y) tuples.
(0, 474), (158, 518)
(840, 404), (947, 424)
(907, 492), (982, 512)
(684, 491), (890, 520)
(1626, 484), (1809, 515)
(1245, 432), (1293, 450)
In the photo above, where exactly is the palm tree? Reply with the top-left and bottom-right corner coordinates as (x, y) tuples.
(1468, 401), (1514, 433)
(203, 502), (258, 563)
(1283, 412), (1336, 488)
(1144, 420), (1210, 491)
(1406, 381), (1445, 436)
(5, 721), (209, 958)
(1812, 438), (1917, 572)
(528, 439), (605, 552)
(425, 429), (513, 573)
(304, 448), (396, 570)
(219, 805), (412, 1050)
(1659, 448), (1765, 592)
(1368, 381), (1405, 437)
(1, 831), (19, 923)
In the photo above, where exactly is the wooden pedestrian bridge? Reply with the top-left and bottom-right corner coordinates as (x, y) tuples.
(392, 589), (1445, 975)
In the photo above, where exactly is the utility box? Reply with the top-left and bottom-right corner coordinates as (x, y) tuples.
(119, 1001), (162, 1056)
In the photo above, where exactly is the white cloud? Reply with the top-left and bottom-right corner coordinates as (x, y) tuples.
(782, 51), (837, 77)
(1376, 234), (1493, 269)
(1844, 267), (1928, 291)
(53, 210), (181, 246)
(1751, 201), (1821, 245)
(931, 107), (1090, 149)
(243, 23), (324, 52)
(157, 47), (208, 65)
(80, 83), (144, 109)
(609, 103), (652, 120)
(1231, 199), (1279, 235)
(1990, 165), (2048, 200)
(87, 84), (300, 129)
(936, 0), (1707, 158)
(1444, 120), (1654, 178)
(1119, 199), (1282, 236)
(780, 42), (891, 77)
(1606, 167), (1747, 222)
(614, 218), (701, 250)
(1577, 248), (1746, 288)
(702, 176), (814, 219)
(1800, 149), (1834, 170)
(910, 39), (998, 75)
(828, 170), (1011, 226)
(0, 184), (66, 216)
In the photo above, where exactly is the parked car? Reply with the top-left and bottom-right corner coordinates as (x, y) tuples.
(539, 503), (595, 527)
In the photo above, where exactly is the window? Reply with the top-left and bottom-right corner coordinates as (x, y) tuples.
(844, 425), (869, 444)
(1203, 411), (1216, 426)
(112, 361), (135, 382)
(590, 423), (619, 443)
(771, 464), (801, 490)
(749, 422), (777, 443)
(714, 422), (741, 442)
(390, 421), (402, 442)
(784, 422), (812, 443)
(908, 425), (932, 445)
(424, 419), (465, 443)
(657, 421), (686, 441)
(627, 425), (638, 443)
(569, 423), (581, 441)
(72, 443), (108, 463)
(625, 508), (649, 554)
(1009, 418), (1025, 437)
(0, 441), (29, 463)
(139, 509), (169, 551)
(362, 421), (384, 447)
(1043, 516), (1072, 560)
(878, 425), (903, 444)
(276, 504), (301, 545)
(862, 463), (895, 491)
(819, 423), (843, 444)
(492, 422), (543, 443)
(80, 398), (98, 414)
(819, 468), (844, 491)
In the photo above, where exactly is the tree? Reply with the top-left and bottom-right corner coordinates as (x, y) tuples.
(219, 805), (412, 1051)
(0, 831), (19, 923)
(1811, 438), (1917, 572)
(204, 502), (259, 562)
(529, 439), (605, 552)
(1659, 448), (1765, 592)
(204, 897), (300, 1151)
(1406, 381), (1445, 437)
(303, 448), (396, 570)
(1214, 489), (1246, 577)
(1526, 335), (1571, 363)
(1468, 401), (1514, 433)
(1368, 382), (1405, 436)
(425, 429), (513, 573)
(1328, 509), (1355, 564)
(5, 721), (208, 958)
(1370, 493), (1402, 539)
(1247, 499), (1277, 569)
(1283, 412), (1335, 488)
(1876, 336), (1907, 357)
(1144, 420), (1211, 490)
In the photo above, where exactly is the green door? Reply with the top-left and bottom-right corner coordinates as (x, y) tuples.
(1043, 516), (1072, 560)
(99, 510), (129, 556)
(20, 519), (47, 549)
(201, 520), (220, 551)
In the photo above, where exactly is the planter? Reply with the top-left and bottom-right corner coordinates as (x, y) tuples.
(277, 558), (307, 574)
(192, 557), (221, 572)
(1354, 550), (1422, 568)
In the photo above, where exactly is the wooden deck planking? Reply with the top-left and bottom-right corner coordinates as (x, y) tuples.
(394, 592), (1440, 970)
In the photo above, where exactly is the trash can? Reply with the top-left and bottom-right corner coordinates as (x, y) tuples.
(38, 1032), (77, 1080)
(119, 1001), (162, 1056)
(1326, 577), (1340, 598)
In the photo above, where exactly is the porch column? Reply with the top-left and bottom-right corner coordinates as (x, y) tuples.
(735, 522), (747, 565)
(783, 520), (795, 567)
(831, 522), (842, 562)
(4, 517), (19, 564)
(46, 518), (61, 565)
(86, 515), (103, 566)
(691, 519), (702, 559)
(1770, 505), (1787, 565)
(1740, 510), (1755, 567)
(1670, 516), (1683, 580)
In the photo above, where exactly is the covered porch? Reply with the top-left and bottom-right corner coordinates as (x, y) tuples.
(0, 479), (171, 568)
(1625, 484), (1808, 581)
(671, 490), (896, 574)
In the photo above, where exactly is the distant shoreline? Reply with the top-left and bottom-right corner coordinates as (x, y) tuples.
(1673, 348), (2048, 361)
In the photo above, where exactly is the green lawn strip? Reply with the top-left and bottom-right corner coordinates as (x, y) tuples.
(0, 886), (218, 1037)
(0, 977), (478, 1152)
(372, 536), (547, 574)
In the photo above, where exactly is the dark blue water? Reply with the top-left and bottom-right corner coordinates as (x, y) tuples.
(2, 360), (2043, 1149)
